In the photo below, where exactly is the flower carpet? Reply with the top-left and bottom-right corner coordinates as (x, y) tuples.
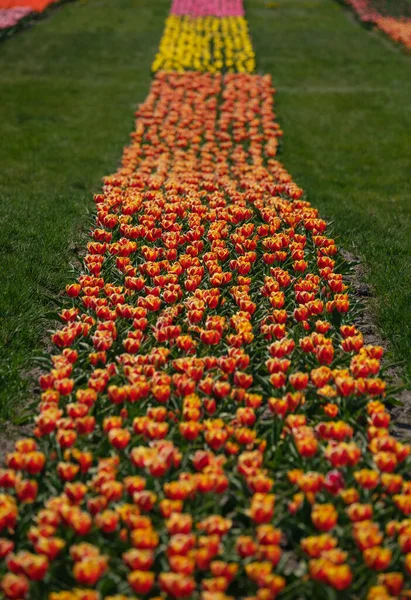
(0, 1), (410, 599)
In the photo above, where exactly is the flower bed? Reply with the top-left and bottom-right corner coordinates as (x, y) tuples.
(1, 0), (411, 597)
(151, 16), (255, 73)
(0, 6), (31, 30)
(170, 0), (245, 17)
(373, 15), (411, 48)
(0, 69), (410, 599)
(0, 0), (71, 38)
(343, 0), (411, 49)
(0, 0), (57, 10)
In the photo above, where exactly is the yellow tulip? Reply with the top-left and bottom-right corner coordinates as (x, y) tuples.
(151, 16), (255, 74)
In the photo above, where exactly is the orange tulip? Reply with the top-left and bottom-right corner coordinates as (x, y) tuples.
(1, 573), (29, 599)
(128, 570), (155, 594)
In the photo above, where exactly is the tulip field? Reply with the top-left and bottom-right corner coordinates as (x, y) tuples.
(0, 0), (411, 599)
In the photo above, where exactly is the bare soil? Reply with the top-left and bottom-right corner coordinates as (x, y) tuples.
(343, 250), (411, 440)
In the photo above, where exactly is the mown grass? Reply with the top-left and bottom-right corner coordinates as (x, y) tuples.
(0, 0), (169, 420)
(248, 0), (411, 380)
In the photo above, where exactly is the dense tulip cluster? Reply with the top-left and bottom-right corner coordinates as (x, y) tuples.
(151, 16), (255, 72)
(0, 0), (68, 34)
(0, 69), (410, 599)
(343, 0), (411, 49)
(0, 0), (58, 7)
(373, 15), (411, 48)
(2, 0), (410, 597)
(170, 0), (245, 17)
(0, 0), (56, 9)
(0, 6), (31, 31)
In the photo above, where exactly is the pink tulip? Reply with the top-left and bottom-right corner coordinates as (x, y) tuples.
(0, 6), (32, 30)
(170, 0), (245, 17)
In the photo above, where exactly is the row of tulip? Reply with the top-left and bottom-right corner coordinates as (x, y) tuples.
(170, 0), (245, 17)
(151, 16), (255, 73)
(343, 0), (411, 50)
(0, 69), (410, 600)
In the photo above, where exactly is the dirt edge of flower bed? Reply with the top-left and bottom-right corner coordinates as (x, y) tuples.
(342, 249), (411, 440)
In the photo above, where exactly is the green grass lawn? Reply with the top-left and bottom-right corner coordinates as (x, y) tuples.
(0, 0), (410, 421)
(0, 0), (169, 420)
(247, 0), (411, 382)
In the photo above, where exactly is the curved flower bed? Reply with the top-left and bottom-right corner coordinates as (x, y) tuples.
(0, 70), (410, 599)
(151, 16), (255, 73)
(343, 0), (411, 49)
